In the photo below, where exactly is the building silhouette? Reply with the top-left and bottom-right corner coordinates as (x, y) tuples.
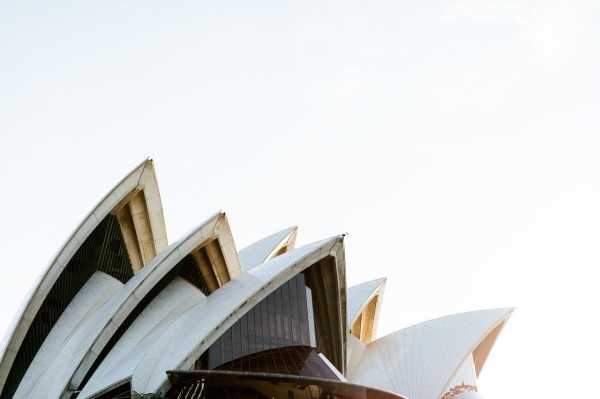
(0, 160), (512, 399)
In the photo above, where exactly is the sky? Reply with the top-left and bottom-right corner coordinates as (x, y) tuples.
(1, 1), (599, 397)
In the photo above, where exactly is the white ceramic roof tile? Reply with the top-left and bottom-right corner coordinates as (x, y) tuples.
(238, 226), (297, 271)
(16, 213), (227, 399)
(13, 272), (122, 399)
(78, 277), (205, 398)
(0, 160), (153, 395)
(349, 308), (513, 399)
(346, 278), (386, 327)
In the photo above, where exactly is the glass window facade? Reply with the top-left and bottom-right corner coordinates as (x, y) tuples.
(198, 273), (315, 370)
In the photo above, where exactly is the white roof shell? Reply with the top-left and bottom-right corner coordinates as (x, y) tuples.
(238, 226), (298, 271)
(13, 211), (239, 399)
(0, 160), (168, 396)
(13, 272), (122, 399)
(349, 308), (513, 399)
(78, 277), (206, 398)
(347, 278), (386, 329)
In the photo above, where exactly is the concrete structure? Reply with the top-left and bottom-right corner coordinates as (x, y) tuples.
(0, 160), (513, 399)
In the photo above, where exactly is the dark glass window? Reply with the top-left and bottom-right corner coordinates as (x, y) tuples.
(201, 273), (315, 370)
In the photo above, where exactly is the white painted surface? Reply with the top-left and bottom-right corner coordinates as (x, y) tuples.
(349, 308), (512, 399)
(0, 160), (156, 393)
(78, 277), (205, 399)
(445, 354), (477, 392)
(346, 278), (386, 328)
(239, 226), (297, 270)
(13, 272), (122, 399)
(16, 212), (232, 399)
(346, 333), (367, 376)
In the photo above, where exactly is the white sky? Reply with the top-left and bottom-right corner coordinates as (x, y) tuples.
(1, 1), (599, 397)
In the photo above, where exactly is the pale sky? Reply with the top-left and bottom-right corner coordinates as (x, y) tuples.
(1, 1), (599, 398)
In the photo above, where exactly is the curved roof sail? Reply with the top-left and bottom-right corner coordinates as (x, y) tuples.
(348, 308), (513, 399)
(0, 159), (168, 398)
(76, 277), (205, 399)
(11, 211), (240, 399)
(11, 272), (122, 399)
(238, 226), (298, 270)
(347, 278), (386, 344)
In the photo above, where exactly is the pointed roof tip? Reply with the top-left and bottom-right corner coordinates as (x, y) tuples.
(214, 211), (229, 231)
(178, 211), (227, 240)
(441, 307), (515, 321)
(500, 306), (516, 319)
(134, 159), (158, 185)
(139, 158), (154, 168)
(239, 226), (301, 271)
(271, 234), (343, 258)
(144, 158), (155, 169)
(201, 210), (225, 221)
(279, 226), (298, 242)
(372, 277), (387, 288)
(481, 306), (515, 317)
(213, 210), (228, 224)
(331, 234), (346, 249)
(127, 159), (150, 174)
(367, 276), (387, 285)
(141, 158), (156, 174)
(327, 234), (346, 247)
(349, 277), (386, 290)
(275, 225), (297, 236)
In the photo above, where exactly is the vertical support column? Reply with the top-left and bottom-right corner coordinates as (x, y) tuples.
(363, 297), (377, 343)
(114, 207), (143, 272)
(128, 191), (156, 264)
(205, 240), (230, 286)
(359, 307), (369, 342)
(192, 248), (219, 292)
(320, 257), (342, 368)
(351, 317), (362, 339)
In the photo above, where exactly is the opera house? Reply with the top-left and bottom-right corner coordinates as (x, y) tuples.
(0, 160), (512, 399)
